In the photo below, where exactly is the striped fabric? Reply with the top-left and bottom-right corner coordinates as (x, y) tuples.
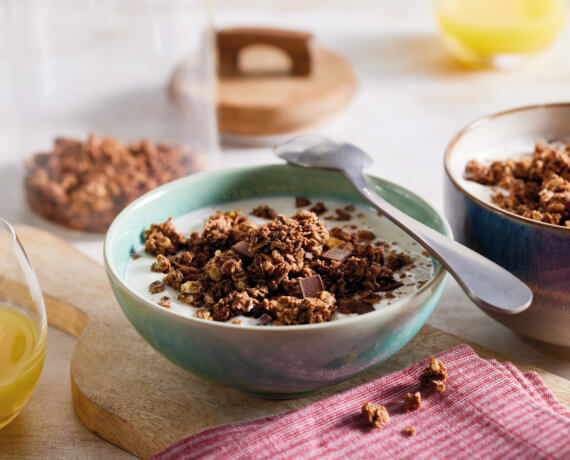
(150, 345), (570, 460)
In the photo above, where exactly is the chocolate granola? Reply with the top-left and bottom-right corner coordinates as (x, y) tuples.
(403, 391), (422, 412)
(465, 141), (570, 227)
(142, 207), (413, 325)
(25, 134), (204, 232)
(420, 358), (448, 392)
(361, 402), (390, 428)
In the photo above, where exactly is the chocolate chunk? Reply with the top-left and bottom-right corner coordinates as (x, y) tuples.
(295, 197), (311, 207)
(322, 247), (352, 262)
(299, 274), (325, 298)
(258, 313), (273, 325)
(231, 240), (253, 258)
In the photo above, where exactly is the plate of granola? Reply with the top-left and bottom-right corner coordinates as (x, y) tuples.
(105, 164), (449, 397)
(444, 103), (570, 346)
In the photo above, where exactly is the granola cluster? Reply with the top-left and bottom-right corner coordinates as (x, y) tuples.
(465, 141), (570, 227)
(25, 134), (204, 232)
(143, 205), (412, 325)
(361, 402), (390, 428)
(420, 358), (448, 393)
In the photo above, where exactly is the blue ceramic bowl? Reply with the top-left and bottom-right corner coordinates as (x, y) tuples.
(444, 104), (570, 347)
(104, 165), (449, 397)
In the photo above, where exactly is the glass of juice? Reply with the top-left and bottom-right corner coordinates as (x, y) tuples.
(0, 218), (47, 430)
(435, 0), (568, 67)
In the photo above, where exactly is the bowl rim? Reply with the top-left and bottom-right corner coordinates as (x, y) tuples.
(104, 164), (450, 332)
(444, 102), (570, 235)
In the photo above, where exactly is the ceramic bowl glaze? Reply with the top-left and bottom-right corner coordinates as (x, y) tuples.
(105, 165), (449, 398)
(444, 104), (570, 347)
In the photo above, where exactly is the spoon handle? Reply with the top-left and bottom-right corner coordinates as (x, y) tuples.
(343, 168), (532, 314)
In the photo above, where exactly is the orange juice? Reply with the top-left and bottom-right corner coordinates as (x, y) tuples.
(436, 0), (567, 66)
(0, 305), (46, 429)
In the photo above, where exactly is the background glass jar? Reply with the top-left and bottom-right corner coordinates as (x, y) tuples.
(3, 0), (218, 233)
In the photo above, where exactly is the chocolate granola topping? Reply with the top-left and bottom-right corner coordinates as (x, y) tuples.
(142, 205), (413, 325)
(465, 141), (570, 227)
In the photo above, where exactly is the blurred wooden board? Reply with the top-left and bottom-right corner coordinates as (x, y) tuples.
(0, 225), (568, 459)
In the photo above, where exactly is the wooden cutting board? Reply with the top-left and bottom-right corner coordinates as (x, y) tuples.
(3, 225), (569, 459)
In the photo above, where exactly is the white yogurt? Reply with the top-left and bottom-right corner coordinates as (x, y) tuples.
(126, 197), (434, 325)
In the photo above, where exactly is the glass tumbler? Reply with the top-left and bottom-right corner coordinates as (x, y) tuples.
(435, 0), (568, 67)
(0, 219), (47, 430)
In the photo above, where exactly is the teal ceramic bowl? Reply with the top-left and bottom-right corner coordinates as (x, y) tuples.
(104, 165), (450, 398)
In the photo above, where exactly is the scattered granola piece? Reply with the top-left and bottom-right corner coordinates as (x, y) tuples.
(357, 230), (375, 241)
(309, 202), (327, 215)
(231, 319), (242, 325)
(295, 197), (311, 207)
(157, 296), (171, 308)
(421, 358), (448, 392)
(403, 392), (422, 412)
(149, 280), (166, 294)
(333, 208), (352, 221)
(361, 402), (390, 428)
(344, 204), (355, 212)
(194, 309), (213, 320)
(251, 205), (277, 220)
(404, 426), (417, 436)
(131, 253), (141, 260)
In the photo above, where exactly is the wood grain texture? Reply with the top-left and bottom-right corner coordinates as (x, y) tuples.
(1, 225), (568, 459)
(170, 45), (357, 136)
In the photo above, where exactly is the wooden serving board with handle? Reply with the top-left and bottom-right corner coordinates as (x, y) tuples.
(2, 225), (569, 459)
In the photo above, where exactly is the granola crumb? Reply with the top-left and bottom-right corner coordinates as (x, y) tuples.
(231, 319), (242, 325)
(131, 253), (141, 260)
(404, 426), (417, 436)
(420, 358), (448, 392)
(403, 392), (422, 412)
(250, 205), (277, 220)
(309, 202), (327, 215)
(361, 402), (390, 428)
(157, 296), (171, 308)
(194, 309), (213, 320)
(149, 280), (165, 294)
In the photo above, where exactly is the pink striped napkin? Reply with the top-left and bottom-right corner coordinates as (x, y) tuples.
(150, 345), (570, 460)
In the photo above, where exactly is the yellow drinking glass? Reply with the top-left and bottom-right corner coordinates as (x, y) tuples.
(435, 0), (568, 67)
(0, 219), (47, 430)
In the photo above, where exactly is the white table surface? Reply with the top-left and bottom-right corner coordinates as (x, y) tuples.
(1, 0), (569, 383)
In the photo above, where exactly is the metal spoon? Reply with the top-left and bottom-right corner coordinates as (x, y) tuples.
(275, 135), (533, 315)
